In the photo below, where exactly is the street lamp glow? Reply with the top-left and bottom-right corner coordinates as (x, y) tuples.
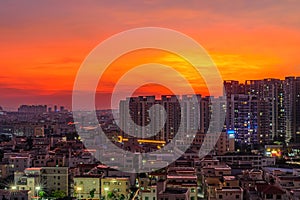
(77, 187), (82, 191)
(11, 186), (17, 190)
(36, 186), (41, 200)
(104, 187), (109, 191)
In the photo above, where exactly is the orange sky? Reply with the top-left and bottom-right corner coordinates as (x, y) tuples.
(0, 1), (300, 109)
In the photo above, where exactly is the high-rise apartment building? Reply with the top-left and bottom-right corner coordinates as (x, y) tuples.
(119, 76), (300, 148)
(223, 80), (246, 98)
(226, 94), (258, 146)
(209, 96), (226, 133)
(119, 95), (207, 143)
(246, 79), (285, 143)
(284, 77), (300, 143)
(224, 77), (300, 146)
(119, 96), (166, 141)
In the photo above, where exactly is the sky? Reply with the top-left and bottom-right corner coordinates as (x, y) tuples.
(0, 0), (300, 110)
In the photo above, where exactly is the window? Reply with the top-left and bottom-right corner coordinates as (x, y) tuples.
(276, 195), (281, 199)
(103, 182), (110, 185)
(219, 195), (223, 199)
(235, 195), (240, 199)
(145, 197), (149, 200)
(266, 194), (273, 199)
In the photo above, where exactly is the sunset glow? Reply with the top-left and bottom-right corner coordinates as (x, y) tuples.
(1, 1), (300, 109)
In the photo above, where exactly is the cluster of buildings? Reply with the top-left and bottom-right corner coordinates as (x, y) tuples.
(0, 108), (137, 200)
(0, 76), (299, 199)
(119, 76), (300, 152)
(0, 107), (292, 200)
(137, 152), (300, 200)
(224, 77), (300, 146)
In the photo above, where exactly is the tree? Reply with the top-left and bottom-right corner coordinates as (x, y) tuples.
(51, 190), (66, 199)
(89, 188), (96, 198)
(107, 191), (117, 200)
(38, 190), (46, 199)
(120, 194), (126, 200)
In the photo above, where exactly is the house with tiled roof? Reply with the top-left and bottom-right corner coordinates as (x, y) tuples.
(256, 184), (286, 200)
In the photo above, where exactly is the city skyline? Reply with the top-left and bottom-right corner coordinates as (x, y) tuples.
(1, 2), (300, 199)
(3, 75), (299, 146)
(1, 1), (300, 109)
(1, 75), (299, 111)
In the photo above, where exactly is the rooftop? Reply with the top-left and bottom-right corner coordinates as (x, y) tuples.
(262, 185), (285, 195)
(163, 188), (188, 195)
(216, 187), (242, 192)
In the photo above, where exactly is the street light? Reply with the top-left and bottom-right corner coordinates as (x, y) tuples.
(104, 187), (109, 200)
(11, 186), (17, 190)
(36, 186), (41, 200)
(76, 187), (82, 200)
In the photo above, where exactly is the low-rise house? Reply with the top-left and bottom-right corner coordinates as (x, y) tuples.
(14, 167), (42, 200)
(222, 176), (239, 187)
(0, 189), (30, 200)
(74, 175), (102, 199)
(202, 165), (231, 177)
(101, 177), (131, 199)
(140, 185), (157, 200)
(167, 167), (198, 200)
(157, 180), (189, 200)
(215, 187), (243, 200)
(239, 169), (264, 190)
(258, 184), (286, 200)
